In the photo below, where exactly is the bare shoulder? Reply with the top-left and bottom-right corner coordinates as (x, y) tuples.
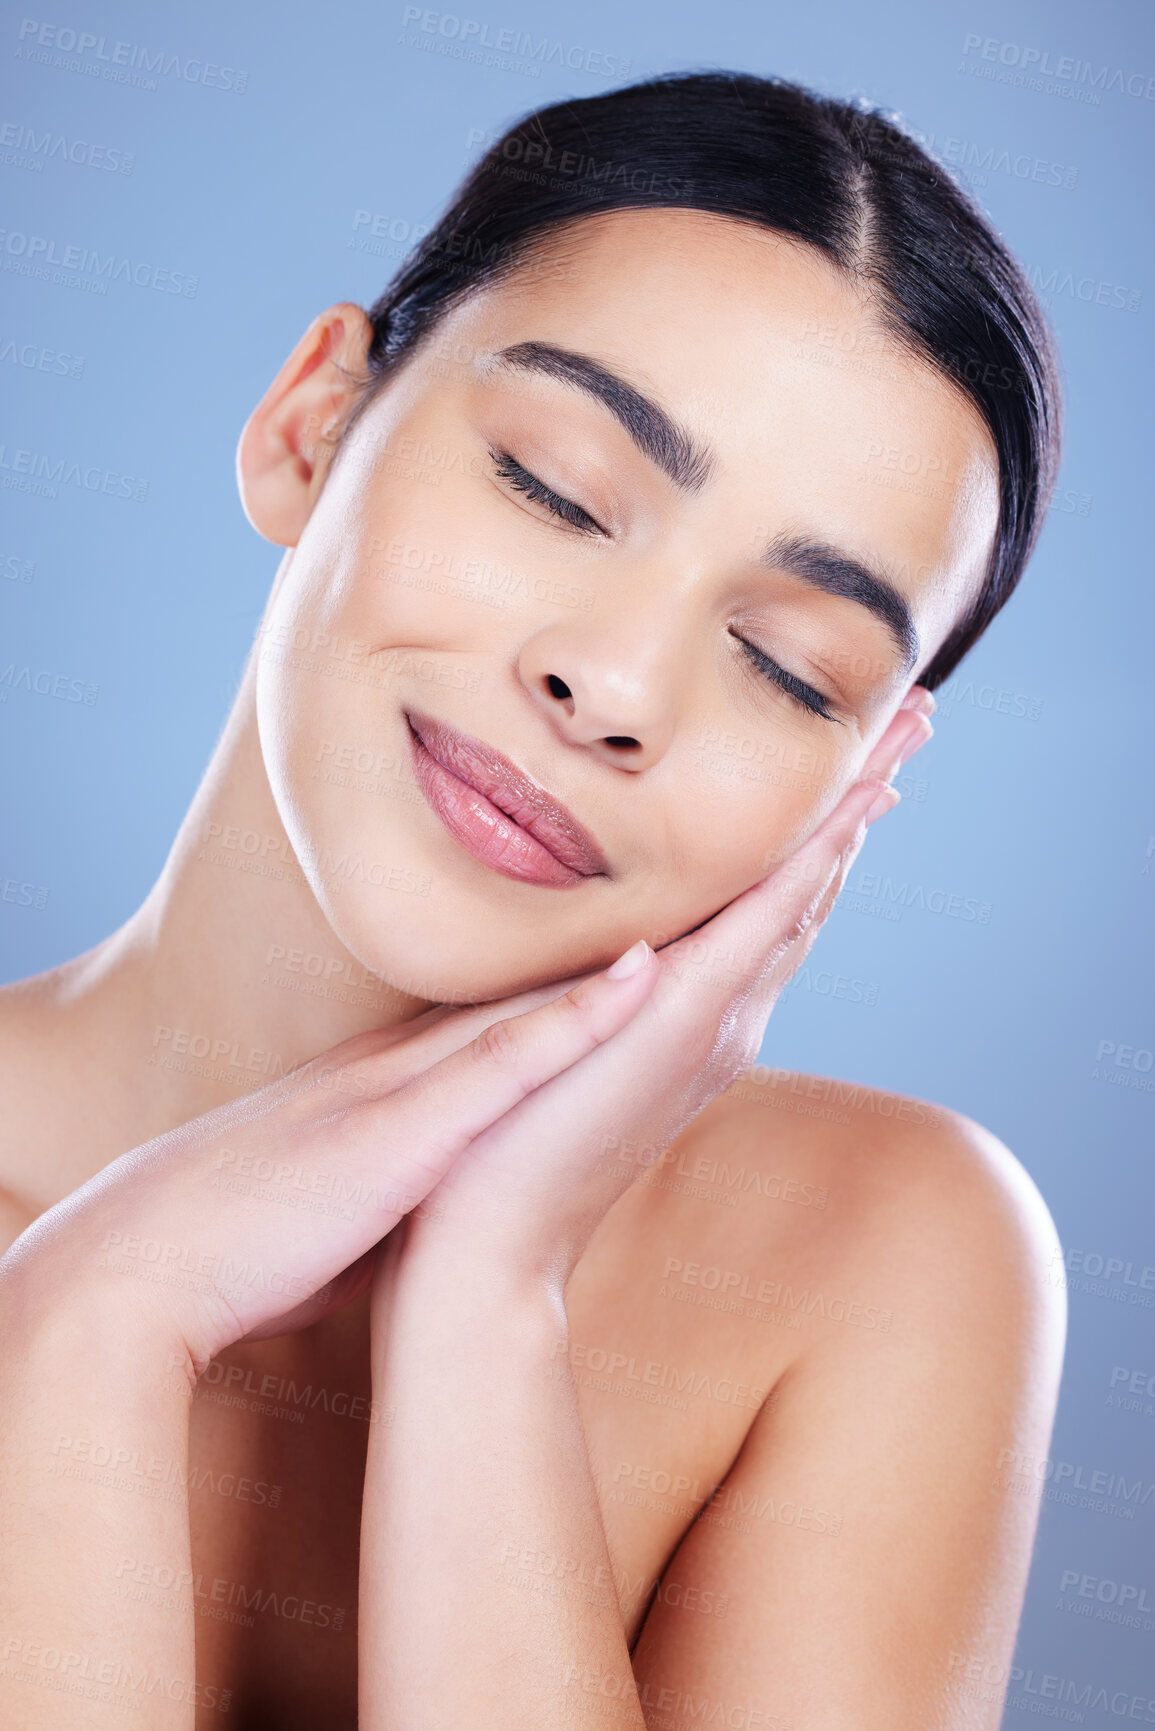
(630, 1099), (1065, 1723)
(693, 1064), (1066, 1356)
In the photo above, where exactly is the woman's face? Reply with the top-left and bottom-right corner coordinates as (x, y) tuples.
(251, 208), (1000, 1002)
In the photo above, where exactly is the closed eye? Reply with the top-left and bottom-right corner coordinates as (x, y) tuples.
(488, 448), (606, 536)
(732, 632), (840, 723)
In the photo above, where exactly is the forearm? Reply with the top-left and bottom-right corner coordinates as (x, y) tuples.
(0, 1267), (201, 1730)
(358, 1228), (645, 1730)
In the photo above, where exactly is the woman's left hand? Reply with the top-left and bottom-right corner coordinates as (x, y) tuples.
(397, 701), (931, 1286)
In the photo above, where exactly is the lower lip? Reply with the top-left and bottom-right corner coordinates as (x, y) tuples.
(407, 720), (590, 888)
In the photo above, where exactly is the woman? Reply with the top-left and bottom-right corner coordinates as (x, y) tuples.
(0, 71), (1065, 1729)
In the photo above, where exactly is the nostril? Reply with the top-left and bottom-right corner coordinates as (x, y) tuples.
(541, 675), (640, 749)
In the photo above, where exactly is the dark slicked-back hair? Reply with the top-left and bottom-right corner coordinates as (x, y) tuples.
(349, 71), (1060, 689)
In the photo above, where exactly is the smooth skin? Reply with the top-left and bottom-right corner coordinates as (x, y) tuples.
(0, 209), (1064, 1729)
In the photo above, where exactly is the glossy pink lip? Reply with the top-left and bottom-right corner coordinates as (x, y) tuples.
(405, 711), (610, 888)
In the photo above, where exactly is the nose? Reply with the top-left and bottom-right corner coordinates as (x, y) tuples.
(517, 609), (684, 771)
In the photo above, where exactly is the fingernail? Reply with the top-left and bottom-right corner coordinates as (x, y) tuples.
(866, 785), (901, 825)
(902, 686), (937, 718)
(607, 938), (651, 979)
(879, 712), (932, 783)
(897, 717), (933, 768)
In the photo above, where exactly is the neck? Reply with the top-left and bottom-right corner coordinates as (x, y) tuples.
(44, 643), (433, 1163)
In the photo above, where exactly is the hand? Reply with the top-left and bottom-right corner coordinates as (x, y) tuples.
(395, 699), (934, 1284)
(0, 696), (928, 1373)
(0, 949), (663, 1375)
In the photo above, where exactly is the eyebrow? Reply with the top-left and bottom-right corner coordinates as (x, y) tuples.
(763, 534), (919, 670)
(493, 340), (917, 670)
(494, 340), (713, 492)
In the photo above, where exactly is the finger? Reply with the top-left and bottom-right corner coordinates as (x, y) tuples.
(862, 701), (934, 785)
(235, 1245), (379, 1343)
(292, 703), (929, 1106)
(657, 704), (934, 1047)
(355, 941), (659, 1185)
(59, 949), (655, 1364)
(807, 706), (932, 922)
(899, 683), (936, 718)
(292, 967), (607, 1105)
(420, 784), (886, 1224)
(628, 772), (896, 1089)
(660, 773), (884, 989)
(663, 691), (934, 990)
(757, 815), (864, 998)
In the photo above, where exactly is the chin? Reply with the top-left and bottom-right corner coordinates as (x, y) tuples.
(296, 866), (583, 1007)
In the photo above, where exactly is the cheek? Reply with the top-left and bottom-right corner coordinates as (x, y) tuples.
(302, 459), (530, 675)
(252, 477), (476, 846)
(249, 442), (877, 994)
(254, 563), (419, 896)
(621, 731), (855, 953)
(688, 726), (850, 863)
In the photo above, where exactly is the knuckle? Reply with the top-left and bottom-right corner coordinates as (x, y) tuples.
(474, 1016), (521, 1068)
(778, 868), (839, 948)
(549, 977), (614, 1050)
(560, 977), (600, 1021)
(305, 1054), (372, 1103)
(781, 909), (815, 947)
(780, 852), (830, 893)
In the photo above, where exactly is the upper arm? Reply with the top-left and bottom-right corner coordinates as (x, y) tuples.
(629, 1111), (1066, 1730)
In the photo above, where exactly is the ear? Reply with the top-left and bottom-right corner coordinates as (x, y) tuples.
(236, 303), (374, 547)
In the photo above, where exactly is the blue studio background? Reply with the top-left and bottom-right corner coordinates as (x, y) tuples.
(2, 0), (1153, 1716)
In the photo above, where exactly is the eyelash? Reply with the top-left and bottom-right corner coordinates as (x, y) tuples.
(488, 448), (604, 535)
(489, 448), (836, 723)
(732, 633), (838, 723)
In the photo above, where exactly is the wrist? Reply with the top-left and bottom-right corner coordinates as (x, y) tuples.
(375, 1219), (568, 1373)
(396, 1207), (572, 1311)
(0, 1264), (194, 1549)
(0, 1237), (195, 1395)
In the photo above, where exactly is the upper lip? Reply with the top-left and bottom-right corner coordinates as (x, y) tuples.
(406, 711), (610, 878)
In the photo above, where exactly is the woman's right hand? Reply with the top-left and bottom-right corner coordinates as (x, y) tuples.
(0, 957), (660, 1377)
